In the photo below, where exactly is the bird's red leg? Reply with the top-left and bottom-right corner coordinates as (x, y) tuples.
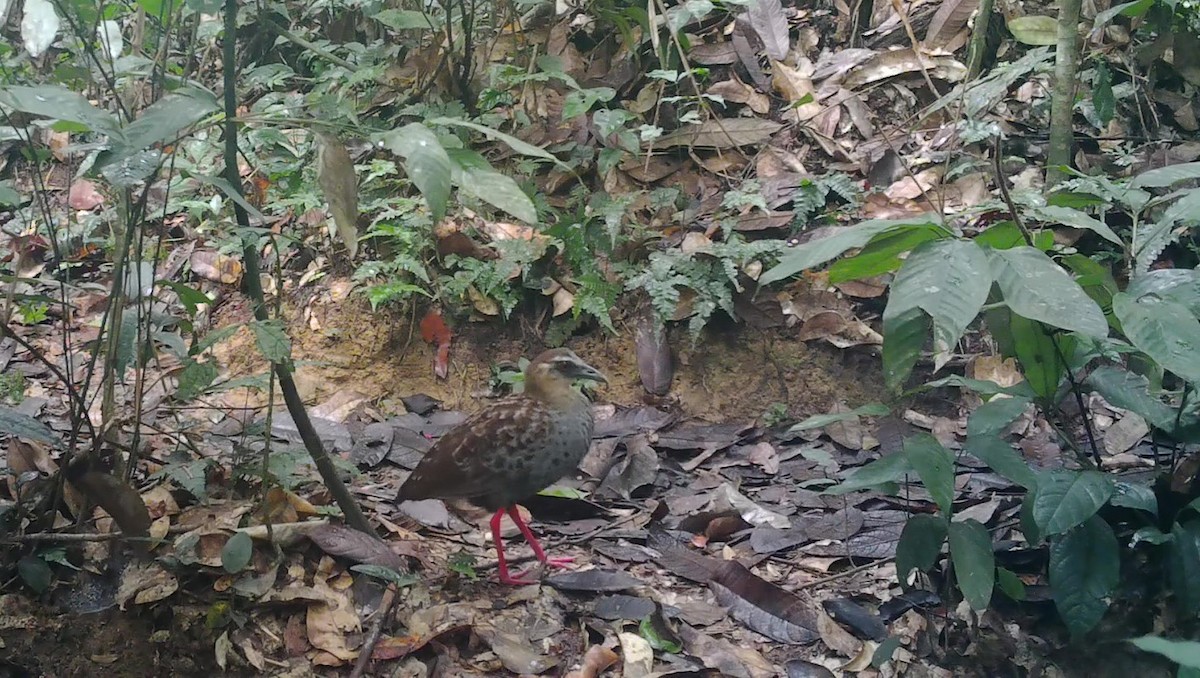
(506, 505), (573, 572)
(491, 508), (538, 585)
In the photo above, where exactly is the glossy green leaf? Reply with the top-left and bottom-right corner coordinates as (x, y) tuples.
(964, 435), (1038, 489)
(1086, 365), (1182, 432)
(882, 306), (930, 392)
(884, 239), (991, 356)
(249, 320), (291, 363)
(761, 216), (942, 285)
(787, 403), (890, 432)
(1129, 636), (1200, 668)
(1132, 162), (1200, 188)
(996, 566), (1026, 600)
(0, 85), (122, 138)
(1033, 470), (1114, 537)
(827, 225), (944, 283)
(1113, 292), (1200, 385)
(379, 123), (453, 222)
(17, 556), (52, 593)
(1110, 481), (1158, 517)
(966, 396), (1031, 437)
(825, 451), (913, 495)
(988, 247), (1109, 338)
(1170, 521), (1200, 616)
(948, 519), (995, 612)
(1029, 205), (1122, 247)
(904, 434), (956, 516)
(447, 149), (538, 224)
(896, 515), (948, 581)
(1010, 314), (1066, 400)
(1049, 516), (1119, 636)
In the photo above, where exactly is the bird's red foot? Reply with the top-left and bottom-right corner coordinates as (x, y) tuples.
(546, 556), (574, 569)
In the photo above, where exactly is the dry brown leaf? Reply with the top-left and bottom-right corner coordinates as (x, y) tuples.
(843, 49), (967, 89)
(190, 250), (242, 285)
(315, 132), (360, 259)
(564, 644), (619, 678)
(655, 118), (783, 149)
(772, 59), (825, 121)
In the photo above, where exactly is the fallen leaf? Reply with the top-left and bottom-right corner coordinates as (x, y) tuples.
(315, 132), (360, 258)
(419, 309), (452, 379)
(618, 632), (654, 677)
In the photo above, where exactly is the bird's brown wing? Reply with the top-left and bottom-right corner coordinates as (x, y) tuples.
(396, 396), (554, 502)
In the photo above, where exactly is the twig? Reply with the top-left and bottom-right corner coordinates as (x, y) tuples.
(349, 585), (399, 678)
(796, 558), (890, 590)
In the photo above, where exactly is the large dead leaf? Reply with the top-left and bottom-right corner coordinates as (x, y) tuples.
(709, 560), (820, 644)
(315, 132), (360, 258)
(655, 119), (782, 149)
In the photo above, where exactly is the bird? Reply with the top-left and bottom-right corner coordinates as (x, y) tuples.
(396, 348), (607, 585)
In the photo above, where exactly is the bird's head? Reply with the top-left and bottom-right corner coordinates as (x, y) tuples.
(524, 348), (607, 405)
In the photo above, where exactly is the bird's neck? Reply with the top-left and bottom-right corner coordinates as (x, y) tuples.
(525, 378), (589, 412)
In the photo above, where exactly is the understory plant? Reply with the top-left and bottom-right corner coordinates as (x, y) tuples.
(764, 159), (1200, 635)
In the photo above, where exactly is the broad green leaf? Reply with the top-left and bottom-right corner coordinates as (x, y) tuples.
(121, 87), (218, 154)
(1007, 16), (1056, 45)
(193, 323), (241, 356)
(351, 564), (420, 587)
(114, 307), (139, 377)
(996, 567), (1026, 600)
(1110, 481), (1158, 517)
(192, 174), (268, 222)
(249, 319), (291, 363)
(1091, 0), (1153, 31)
(447, 149), (538, 224)
(1033, 470), (1114, 537)
(158, 280), (213, 317)
(1113, 292), (1200, 384)
(948, 519), (995, 611)
(1131, 526), (1172, 546)
(379, 123), (453, 222)
(1010, 314), (1067, 400)
(964, 435), (1038, 489)
(1062, 254), (1119, 320)
(373, 8), (439, 29)
(1092, 62), (1115, 126)
(917, 374), (1035, 398)
(18, 556), (52, 593)
(0, 406), (59, 446)
(904, 434), (956, 516)
(0, 182), (21, 206)
(1132, 162), (1200, 189)
(1129, 636), (1200, 668)
(0, 84), (122, 138)
(638, 616), (682, 653)
(1029, 205), (1123, 247)
(175, 359), (218, 401)
(974, 221), (1031, 250)
(1160, 188), (1200, 227)
(824, 451), (913, 495)
(1049, 516), (1119, 636)
(1126, 268), (1200, 316)
(1170, 521), (1200, 616)
(1020, 486), (1042, 543)
(429, 117), (564, 165)
(221, 532), (253, 573)
(883, 239), (991, 356)
(988, 247), (1108, 338)
(896, 514), (948, 581)
(827, 225), (944, 283)
(966, 396), (1031, 437)
(761, 216), (942, 285)
(787, 403), (890, 432)
(882, 306), (930, 392)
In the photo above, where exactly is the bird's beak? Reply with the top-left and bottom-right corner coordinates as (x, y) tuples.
(573, 361), (608, 385)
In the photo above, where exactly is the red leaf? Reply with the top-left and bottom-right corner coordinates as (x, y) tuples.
(419, 309), (452, 379)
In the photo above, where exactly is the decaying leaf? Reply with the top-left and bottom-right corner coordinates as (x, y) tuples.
(709, 560), (821, 644)
(315, 131), (360, 258)
(419, 309), (453, 379)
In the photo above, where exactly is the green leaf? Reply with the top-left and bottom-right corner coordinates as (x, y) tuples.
(1033, 470), (1114, 537)
(1132, 162), (1200, 189)
(121, 87), (218, 155)
(638, 616), (682, 653)
(1170, 520), (1200, 616)
(1131, 526), (1172, 546)
(948, 519), (995, 612)
(825, 451), (913, 495)
(0, 85), (123, 138)
(988, 247), (1109, 338)
(18, 555), (52, 593)
(373, 8), (439, 29)
(221, 532), (253, 573)
(193, 324), (241, 356)
(1049, 516), (1119, 636)
(379, 123), (453, 222)
(896, 514), (948, 581)
(1110, 481), (1158, 517)
(447, 149), (538, 224)
(1020, 485), (1042, 543)
(1130, 636), (1200, 668)
(249, 320), (291, 363)
(973, 221), (1029, 250)
(1092, 0), (1153, 31)
(350, 564), (420, 587)
(761, 216), (942, 285)
(1029, 205), (1123, 248)
(114, 307), (139, 377)
(917, 374), (1035, 398)
(428, 117), (564, 165)
(1092, 62), (1115, 127)
(1009, 314), (1066, 400)
(872, 636), (903, 668)
(884, 239), (991, 356)
(882, 306), (930, 392)
(787, 403), (890, 432)
(904, 434), (956, 516)
(964, 435), (1038, 489)
(175, 360), (218, 401)
(966, 396), (1031, 437)
(1126, 269), (1200, 316)
(191, 174), (268, 222)
(0, 406), (59, 446)
(1007, 15), (1057, 45)
(1113, 292), (1200, 385)
(827, 225), (944, 283)
(996, 567), (1026, 600)
(158, 280), (214, 317)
